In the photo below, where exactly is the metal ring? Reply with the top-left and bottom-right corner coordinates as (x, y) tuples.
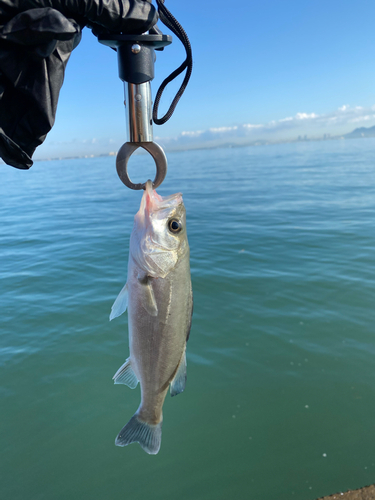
(116, 141), (167, 190)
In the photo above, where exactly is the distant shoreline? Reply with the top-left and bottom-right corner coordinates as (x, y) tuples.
(31, 131), (375, 163)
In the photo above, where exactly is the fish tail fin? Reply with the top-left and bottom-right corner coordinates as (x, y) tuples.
(115, 413), (162, 455)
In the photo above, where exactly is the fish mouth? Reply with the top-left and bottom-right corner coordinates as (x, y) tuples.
(138, 180), (183, 217)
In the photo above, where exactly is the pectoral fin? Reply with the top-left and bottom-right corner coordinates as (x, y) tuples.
(138, 273), (158, 317)
(109, 283), (128, 321)
(170, 348), (187, 397)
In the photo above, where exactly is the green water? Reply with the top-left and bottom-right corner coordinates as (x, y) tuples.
(1, 139), (375, 499)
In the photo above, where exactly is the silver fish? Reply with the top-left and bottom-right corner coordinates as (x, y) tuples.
(110, 180), (193, 455)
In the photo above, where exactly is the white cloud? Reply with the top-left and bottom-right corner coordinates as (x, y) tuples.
(295, 112), (318, 120)
(243, 123), (265, 128)
(349, 114), (375, 123)
(36, 104), (375, 159)
(157, 104), (375, 150)
(181, 130), (203, 137)
(209, 126), (238, 133)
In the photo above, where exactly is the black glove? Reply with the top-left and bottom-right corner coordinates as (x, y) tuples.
(0, 0), (158, 169)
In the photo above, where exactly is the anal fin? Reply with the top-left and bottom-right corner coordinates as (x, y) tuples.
(113, 358), (139, 389)
(170, 348), (187, 397)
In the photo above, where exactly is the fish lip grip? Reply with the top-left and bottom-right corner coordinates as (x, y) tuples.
(116, 141), (167, 190)
(98, 32), (172, 190)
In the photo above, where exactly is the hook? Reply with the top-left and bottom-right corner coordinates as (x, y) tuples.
(116, 141), (167, 190)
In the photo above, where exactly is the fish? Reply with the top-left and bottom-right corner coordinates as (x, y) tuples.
(110, 180), (193, 455)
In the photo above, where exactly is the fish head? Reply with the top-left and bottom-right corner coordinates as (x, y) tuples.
(130, 180), (189, 278)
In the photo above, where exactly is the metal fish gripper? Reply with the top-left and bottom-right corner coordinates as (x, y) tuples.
(99, 31), (172, 190)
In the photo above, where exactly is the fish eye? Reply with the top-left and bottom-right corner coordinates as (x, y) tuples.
(168, 219), (182, 233)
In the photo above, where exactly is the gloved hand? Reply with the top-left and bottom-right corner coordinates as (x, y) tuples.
(0, 0), (158, 169)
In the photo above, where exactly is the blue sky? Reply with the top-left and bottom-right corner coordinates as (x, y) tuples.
(35, 0), (375, 159)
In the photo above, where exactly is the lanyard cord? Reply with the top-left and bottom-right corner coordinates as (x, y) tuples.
(153, 0), (193, 125)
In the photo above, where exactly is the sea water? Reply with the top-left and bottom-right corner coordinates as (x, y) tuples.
(1, 138), (375, 500)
